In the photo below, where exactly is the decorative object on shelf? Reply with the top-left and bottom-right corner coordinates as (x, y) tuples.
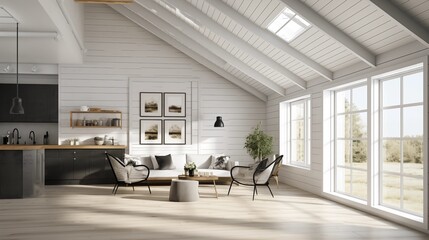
(184, 161), (197, 177)
(140, 119), (162, 144)
(244, 122), (273, 162)
(89, 107), (101, 112)
(111, 118), (121, 127)
(94, 137), (103, 145)
(69, 110), (122, 128)
(80, 106), (89, 111)
(10, 23), (24, 115)
(214, 116), (224, 127)
(164, 119), (186, 145)
(164, 92), (186, 117)
(140, 92), (162, 117)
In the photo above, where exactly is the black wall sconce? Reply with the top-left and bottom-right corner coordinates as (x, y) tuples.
(214, 116), (224, 127)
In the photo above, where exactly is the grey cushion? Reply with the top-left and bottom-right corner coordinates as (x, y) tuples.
(155, 154), (176, 170)
(209, 155), (230, 169)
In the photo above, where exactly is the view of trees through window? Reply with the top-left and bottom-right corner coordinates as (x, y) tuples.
(289, 98), (311, 166)
(380, 71), (423, 216)
(335, 85), (368, 200)
(334, 69), (424, 217)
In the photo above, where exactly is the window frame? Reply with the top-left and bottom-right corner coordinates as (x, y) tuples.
(378, 69), (424, 216)
(333, 82), (369, 201)
(280, 96), (311, 169)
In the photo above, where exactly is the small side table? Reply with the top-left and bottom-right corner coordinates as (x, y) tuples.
(169, 179), (199, 202)
(178, 175), (219, 198)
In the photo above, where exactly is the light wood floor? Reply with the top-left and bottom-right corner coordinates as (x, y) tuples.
(0, 183), (427, 240)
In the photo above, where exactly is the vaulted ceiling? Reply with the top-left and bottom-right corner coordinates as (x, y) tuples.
(1, 0), (429, 101)
(108, 0), (429, 100)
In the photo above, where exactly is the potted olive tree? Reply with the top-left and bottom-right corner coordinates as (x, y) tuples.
(244, 123), (273, 162)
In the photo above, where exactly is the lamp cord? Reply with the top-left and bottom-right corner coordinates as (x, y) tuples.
(16, 22), (19, 98)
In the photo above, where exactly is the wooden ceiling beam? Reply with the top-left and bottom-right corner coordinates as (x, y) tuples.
(280, 0), (376, 67)
(110, 4), (268, 101)
(369, 0), (429, 48)
(205, 0), (333, 82)
(163, 0), (306, 90)
(130, 0), (286, 96)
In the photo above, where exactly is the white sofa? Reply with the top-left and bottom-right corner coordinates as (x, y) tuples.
(125, 154), (237, 181)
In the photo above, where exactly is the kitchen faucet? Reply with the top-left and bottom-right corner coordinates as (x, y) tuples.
(29, 131), (36, 145)
(11, 128), (20, 145)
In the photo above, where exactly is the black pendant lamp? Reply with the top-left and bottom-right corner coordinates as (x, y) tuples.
(214, 116), (224, 127)
(10, 22), (24, 114)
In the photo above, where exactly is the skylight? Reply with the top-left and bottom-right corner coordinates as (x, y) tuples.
(268, 7), (310, 42)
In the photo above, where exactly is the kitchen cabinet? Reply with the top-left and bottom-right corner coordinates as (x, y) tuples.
(69, 110), (122, 128)
(0, 149), (44, 199)
(45, 148), (124, 185)
(0, 84), (58, 123)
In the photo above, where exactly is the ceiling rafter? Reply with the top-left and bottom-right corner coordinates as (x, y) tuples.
(280, 0), (376, 67)
(162, 0), (306, 90)
(369, 0), (429, 48)
(133, 0), (286, 96)
(204, 0), (333, 82)
(110, 5), (268, 101)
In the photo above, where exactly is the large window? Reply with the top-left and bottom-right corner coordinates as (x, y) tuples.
(334, 84), (368, 200)
(280, 97), (311, 168)
(379, 70), (424, 216)
(326, 63), (425, 220)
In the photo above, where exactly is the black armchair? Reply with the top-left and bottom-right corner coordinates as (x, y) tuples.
(106, 153), (151, 195)
(228, 155), (283, 200)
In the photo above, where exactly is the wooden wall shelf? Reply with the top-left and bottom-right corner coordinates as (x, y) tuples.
(70, 110), (122, 128)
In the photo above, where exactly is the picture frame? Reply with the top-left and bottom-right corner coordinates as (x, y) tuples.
(164, 92), (186, 117)
(164, 120), (186, 145)
(140, 119), (162, 145)
(140, 92), (162, 117)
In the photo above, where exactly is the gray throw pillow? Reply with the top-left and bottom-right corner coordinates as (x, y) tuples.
(155, 154), (176, 170)
(209, 155), (230, 170)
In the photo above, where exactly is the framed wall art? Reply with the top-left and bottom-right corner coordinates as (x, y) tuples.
(164, 120), (186, 145)
(164, 92), (186, 117)
(140, 92), (162, 117)
(140, 119), (162, 144)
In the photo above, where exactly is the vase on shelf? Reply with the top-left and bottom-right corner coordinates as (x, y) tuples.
(189, 169), (195, 177)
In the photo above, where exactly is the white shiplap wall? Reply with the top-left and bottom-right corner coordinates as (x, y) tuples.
(58, 4), (265, 163)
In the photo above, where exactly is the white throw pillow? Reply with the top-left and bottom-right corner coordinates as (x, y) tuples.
(209, 154), (230, 170)
(124, 154), (142, 166)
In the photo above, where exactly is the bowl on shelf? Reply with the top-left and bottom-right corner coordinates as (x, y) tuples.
(94, 137), (104, 145)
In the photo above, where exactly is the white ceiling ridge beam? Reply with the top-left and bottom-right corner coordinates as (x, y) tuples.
(369, 0), (429, 48)
(280, 0), (376, 67)
(162, 0), (306, 90)
(109, 4), (268, 101)
(132, 0), (286, 96)
(204, 0), (332, 82)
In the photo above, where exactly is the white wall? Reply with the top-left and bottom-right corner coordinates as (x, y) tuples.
(58, 5), (265, 163)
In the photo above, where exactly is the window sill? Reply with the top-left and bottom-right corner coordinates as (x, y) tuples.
(284, 163), (311, 170)
(373, 205), (423, 223)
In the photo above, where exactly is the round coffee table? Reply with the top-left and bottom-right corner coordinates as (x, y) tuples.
(178, 175), (219, 198)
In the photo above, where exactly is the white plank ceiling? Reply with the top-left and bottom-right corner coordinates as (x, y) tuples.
(110, 0), (429, 100)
